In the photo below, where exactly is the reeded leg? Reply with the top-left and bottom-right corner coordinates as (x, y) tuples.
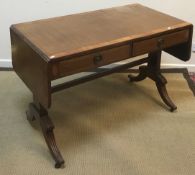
(128, 51), (177, 112)
(155, 75), (177, 112)
(26, 102), (65, 168)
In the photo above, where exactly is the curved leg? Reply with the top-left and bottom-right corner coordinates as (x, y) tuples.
(40, 113), (65, 168)
(128, 51), (177, 111)
(128, 66), (147, 82)
(155, 75), (177, 112)
(26, 103), (65, 168)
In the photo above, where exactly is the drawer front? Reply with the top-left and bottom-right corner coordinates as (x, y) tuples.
(132, 29), (190, 56)
(51, 45), (131, 79)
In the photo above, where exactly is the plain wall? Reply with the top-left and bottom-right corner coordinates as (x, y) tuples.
(0, 0), (195, 68)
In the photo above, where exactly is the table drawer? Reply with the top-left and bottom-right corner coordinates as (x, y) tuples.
(51, 45), (131, 79)
(132, 29), (190, 56)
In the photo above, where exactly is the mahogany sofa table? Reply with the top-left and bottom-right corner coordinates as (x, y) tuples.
(10, 4), (193, 168)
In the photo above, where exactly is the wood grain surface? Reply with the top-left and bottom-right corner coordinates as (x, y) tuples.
(10, 30), (51, 108)
(10, 3), (191, 62)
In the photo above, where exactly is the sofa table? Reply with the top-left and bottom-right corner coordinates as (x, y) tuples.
(10, 4), (193, 168)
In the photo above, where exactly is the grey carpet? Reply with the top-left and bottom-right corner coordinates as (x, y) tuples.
(0, 71), (195, 175)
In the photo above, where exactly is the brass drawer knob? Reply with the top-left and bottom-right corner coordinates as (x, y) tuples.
(93, 54), (103, 64)
(157, 38), (164, 49)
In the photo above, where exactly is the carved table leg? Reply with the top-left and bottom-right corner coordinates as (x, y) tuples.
(156, 78), (177, 112)
(128, 51), (177, 112)
(26, 100), (65, 168)
(128, 66), (148, 82)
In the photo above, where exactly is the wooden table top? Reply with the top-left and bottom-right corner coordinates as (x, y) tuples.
(11, 3), (190, 61)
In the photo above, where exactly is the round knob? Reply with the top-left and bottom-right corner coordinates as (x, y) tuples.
(93, 54), (103, 64)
